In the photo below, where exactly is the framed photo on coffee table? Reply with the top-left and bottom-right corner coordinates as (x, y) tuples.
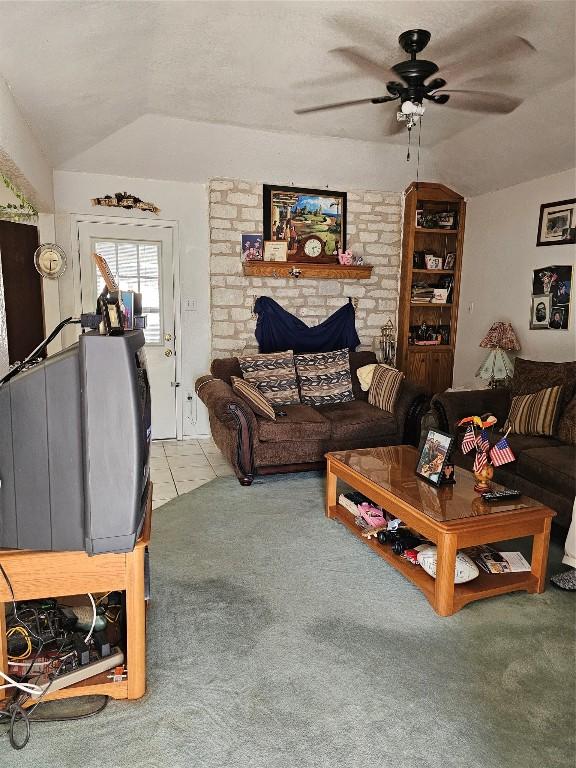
(416, 429), (454, 487)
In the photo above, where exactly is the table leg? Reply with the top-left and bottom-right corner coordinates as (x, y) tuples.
(530, 516), (552, 593)
(325, 460), (337, 518)
(125, 546), (146, 699)
(435, 533), (458, 616)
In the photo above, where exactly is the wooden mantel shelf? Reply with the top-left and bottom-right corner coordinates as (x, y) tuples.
(242, 261), (373, 280)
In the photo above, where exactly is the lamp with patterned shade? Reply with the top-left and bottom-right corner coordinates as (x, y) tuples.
(476, 322), (521, 387)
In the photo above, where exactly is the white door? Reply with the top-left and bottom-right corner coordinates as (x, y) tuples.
(78, 221), (177, 439)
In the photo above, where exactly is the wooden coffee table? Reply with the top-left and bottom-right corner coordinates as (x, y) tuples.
(325, 446), (555, 616)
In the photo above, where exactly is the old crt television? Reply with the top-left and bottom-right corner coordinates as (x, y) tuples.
(0, 330), (151, 554)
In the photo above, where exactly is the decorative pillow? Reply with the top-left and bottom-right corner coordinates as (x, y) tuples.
(368, 365), (404, 413)
(557, 396), (576, 446)
(238, 351), (300, 406)
(511, 358), (576, 403)
(503, 385), (563, 437)
(294, 348), (354, 406)
(231, 377), (276, 420)
(356, 364), (377, 392)
(356, 362), (398, 392)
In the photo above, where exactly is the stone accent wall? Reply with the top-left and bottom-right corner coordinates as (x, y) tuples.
(209, 178), (402, 359)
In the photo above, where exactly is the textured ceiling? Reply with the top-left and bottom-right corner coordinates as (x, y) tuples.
(0, 0), (574, 193)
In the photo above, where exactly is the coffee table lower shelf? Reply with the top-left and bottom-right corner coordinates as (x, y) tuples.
(328, 504), (540, 614)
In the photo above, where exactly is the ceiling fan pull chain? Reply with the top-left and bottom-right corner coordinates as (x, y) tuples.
(416, 117), (423, 184)
(406, 126), (412, 162)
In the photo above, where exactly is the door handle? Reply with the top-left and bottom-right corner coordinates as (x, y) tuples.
(164, 349), (173, 357)
(165, 333), (172, 342)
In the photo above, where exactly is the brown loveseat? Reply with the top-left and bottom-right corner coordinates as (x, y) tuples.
(195, 351), (428, 485)
(430, 358), (576, 530)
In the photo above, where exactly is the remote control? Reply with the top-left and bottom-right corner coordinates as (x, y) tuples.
(481, 489), (522, 502)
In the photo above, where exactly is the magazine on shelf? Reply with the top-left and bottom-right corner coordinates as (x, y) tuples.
(463, 546), (530, 574)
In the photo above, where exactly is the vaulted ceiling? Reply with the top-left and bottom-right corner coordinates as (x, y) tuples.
(0, 0), (574, 195)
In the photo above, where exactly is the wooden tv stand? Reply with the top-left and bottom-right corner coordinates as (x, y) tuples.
(0, 487), (151, 703)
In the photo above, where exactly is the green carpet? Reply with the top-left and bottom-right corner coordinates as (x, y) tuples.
(4, 473), (574, 767)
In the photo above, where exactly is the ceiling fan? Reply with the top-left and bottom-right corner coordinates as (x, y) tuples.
(295, 29), (530, 128)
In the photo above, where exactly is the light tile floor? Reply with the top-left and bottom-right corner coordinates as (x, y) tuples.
(151, 438), (233, 509)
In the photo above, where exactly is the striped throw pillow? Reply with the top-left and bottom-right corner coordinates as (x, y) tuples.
(231, 377), (276, 420)
(238, 351), (300, 406)
(294, 348), (354, 406)
(503, 385), (563, 437)
(368, 365), (404, 413)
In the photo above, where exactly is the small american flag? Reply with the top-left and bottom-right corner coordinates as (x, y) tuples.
(473, 449), (488, 473)
(490, 436), (516, 467)
(476, 429), (490, 453)
(461, 424), (476, 454)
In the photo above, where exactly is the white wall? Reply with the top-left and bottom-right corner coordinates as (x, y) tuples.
(52, 170), (210, 437)
(0, 76), (53, 210)
(454, 168), (576, 387)
(59, 114), (439, 192)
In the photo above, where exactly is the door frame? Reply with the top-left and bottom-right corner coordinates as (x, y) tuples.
(70, 213), (183, 439)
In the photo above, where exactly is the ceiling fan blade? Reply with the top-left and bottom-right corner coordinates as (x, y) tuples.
(294, 95), (394, 115)
(433, 90), (523, 114)
(441, 35), (536, 86)
(432, 7), (535, 65)
(330, 47), (397, 82)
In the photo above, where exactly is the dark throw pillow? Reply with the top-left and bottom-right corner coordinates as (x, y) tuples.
(238, 351), (300, 406)
(294, 348), (354, 406)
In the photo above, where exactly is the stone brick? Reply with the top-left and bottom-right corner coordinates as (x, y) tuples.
(228, 192), (258, 207)
(359, 214), (380, 221)
(212, 256), (240, 276)
(364, 192), (384, 203)
(210, 191), (222, 202)
(318, 280), (340, 295)
(211, 180), (234, 191)
(365, 243), (398, 255)
(359, 231), (379, 243)
(213, 337), (241, 350)
(213, 309), (229, 320)
(212, 321), (235, 336)
(344, 284), (365, 298)
(211, 229), (238, 242)
(212, 288), (244, 305)
(230, 308), (253, 321)
(378, 232), (400, 244)
(211, 242), (233, 254)
(241, 207), (261, 220)
(366, 222), (396, 231)
(232, 220), (255, 230)
(348, 202), (372, 213)
(211, 203), (238, 219)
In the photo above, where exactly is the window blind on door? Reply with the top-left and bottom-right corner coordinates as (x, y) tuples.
(93, 239), (162, 343)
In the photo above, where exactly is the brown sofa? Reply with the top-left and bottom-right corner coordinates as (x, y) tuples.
(195, 351), (428, 485)
(430, 358), (576, 530)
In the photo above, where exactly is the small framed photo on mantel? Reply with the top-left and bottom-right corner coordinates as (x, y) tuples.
(241, 233), (263, 262)
(263, 240), (288, 261)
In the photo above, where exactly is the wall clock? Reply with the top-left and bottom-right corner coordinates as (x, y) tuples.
(34, 244), (67, 279)
(291, 235), (336, 264)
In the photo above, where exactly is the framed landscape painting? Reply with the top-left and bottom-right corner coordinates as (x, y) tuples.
(536, 199), (576, 246)
(263, 185), (347, 261)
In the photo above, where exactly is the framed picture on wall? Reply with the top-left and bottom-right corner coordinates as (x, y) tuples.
(263, 184), (346, 263)
(536, 199), (576, 246)
(530, 294), (552, 329)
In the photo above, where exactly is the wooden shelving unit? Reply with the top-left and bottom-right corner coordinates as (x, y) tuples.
(0, 488), (152, 705)
(397, 182), (466, 394)
(242, 261), (373, 280)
